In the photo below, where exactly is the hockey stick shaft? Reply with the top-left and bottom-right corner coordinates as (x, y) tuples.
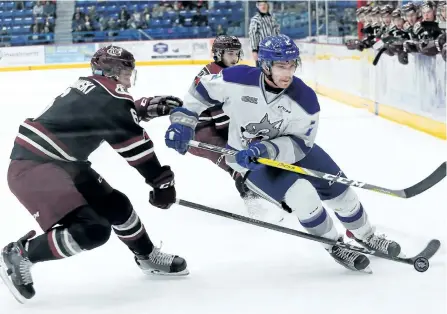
(373, 47), (387, 66)
(188, 140), (446, 199)
(176, 199), (440, 269)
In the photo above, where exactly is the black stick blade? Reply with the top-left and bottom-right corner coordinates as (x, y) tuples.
(404, 162), (446, 198)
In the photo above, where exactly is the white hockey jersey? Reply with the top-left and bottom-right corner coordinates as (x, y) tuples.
(183, 65), (320, 170)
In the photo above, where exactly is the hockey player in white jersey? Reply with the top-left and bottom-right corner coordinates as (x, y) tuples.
(165, 34), (402, 272)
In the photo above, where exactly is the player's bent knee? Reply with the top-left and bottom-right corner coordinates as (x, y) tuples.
(324, 187), (359, 213)
(70, 219), (112, 250)
(107, 189), (133, 216)
(284, 179), (322, 219)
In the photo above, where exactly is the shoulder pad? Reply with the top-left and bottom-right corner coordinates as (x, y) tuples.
(286, 77), (320, 115)
(221, 65), (261, 87)
(89, 75), (134, 102)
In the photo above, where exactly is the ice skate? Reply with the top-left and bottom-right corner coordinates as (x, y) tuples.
(0, 231), (36, 303)
(327, 238), (372, 274)
(134, 244), (189, 276)
(346, 230), (402, 258)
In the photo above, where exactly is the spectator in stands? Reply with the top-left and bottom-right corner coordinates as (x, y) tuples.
(43, 25), (52, 44)
(127, 12), (145, 30)
(119, 6), (130, 23)
(142, 6), (151, 24)
(174, 15), (186, 27)
(30, 18), (43, 34)
(33, 1), (44, 16)
(84, 16), (96, 32)
(151, 4), (164, 18)
(0, 26), (11, 47)
(216, 24), (225, 36)
(117, 6), (130, 29)
(43, 1), (56, 18)
(29, 24), (45, 42)
(132, 9), (143, 24)
(98, 16), (108, 31)
(72, 7), (85, 21)
(195, 0), (206, 10)
(72, 13), (85, 32)
(192, 9), (208, 26)
(43, 17), (54, 33)
(87, 6), (99, 23)
(106, 17), (119, 35)
(15, 1), (25, 10)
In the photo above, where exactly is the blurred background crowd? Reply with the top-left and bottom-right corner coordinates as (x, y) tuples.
(0, 0), (445, 64)
(347, 1), (446, 63)
(0, 0), (369, 47)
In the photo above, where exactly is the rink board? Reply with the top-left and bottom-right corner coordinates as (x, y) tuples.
(0, 39), (444, 139)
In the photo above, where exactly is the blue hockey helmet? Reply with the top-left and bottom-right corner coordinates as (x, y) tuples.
(258, 34), (300, 69)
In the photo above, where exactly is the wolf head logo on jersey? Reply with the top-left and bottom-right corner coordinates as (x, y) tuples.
(240, 113), (283, 146)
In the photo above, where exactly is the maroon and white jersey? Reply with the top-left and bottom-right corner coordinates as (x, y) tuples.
(194, 62), (230, 131)
(10, 75), (164, 186)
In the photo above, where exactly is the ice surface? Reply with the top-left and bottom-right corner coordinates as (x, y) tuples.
(0, 66), (445, 314)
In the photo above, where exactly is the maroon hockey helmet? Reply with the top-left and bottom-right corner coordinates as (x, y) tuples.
(91, 45), (137, 88)
(212, 35), (243, 66)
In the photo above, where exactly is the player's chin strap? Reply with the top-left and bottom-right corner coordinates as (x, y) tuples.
(187, 140), (446, 199)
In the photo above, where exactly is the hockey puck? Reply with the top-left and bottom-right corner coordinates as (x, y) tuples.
(413, 257), (429, 272)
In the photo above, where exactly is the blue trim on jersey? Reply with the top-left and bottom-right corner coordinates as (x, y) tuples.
(222, 65), (261, 87)
(286, 77), (320, 115)
(289, 135), (312, 155)
(196, 81), (222, 106)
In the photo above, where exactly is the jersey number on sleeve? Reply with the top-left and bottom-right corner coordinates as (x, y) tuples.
(130, 108), (139, 124)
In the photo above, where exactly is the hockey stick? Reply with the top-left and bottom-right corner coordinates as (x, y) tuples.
(176, 198), (440, 272)
(188, 140), (446, 199)
(373, 47), (387, 66)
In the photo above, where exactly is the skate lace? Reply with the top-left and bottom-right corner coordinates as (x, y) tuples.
(334, 247), (360, 265)
(19, 258), (33, 285)
(149, 246), (174, 266)
(366, 234), (390, 253)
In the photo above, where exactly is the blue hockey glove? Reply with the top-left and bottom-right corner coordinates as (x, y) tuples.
(235, 141), (278, 171)
(165, 107), (198, 155)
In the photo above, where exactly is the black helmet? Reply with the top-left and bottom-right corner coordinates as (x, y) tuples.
(212, 35), (243, 64)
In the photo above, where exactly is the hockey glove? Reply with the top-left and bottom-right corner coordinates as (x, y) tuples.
(165, 107), (198, 155)
(149, 166), (176, 209)
(135, 96), (183, 122)
(235, 141), (278, 171)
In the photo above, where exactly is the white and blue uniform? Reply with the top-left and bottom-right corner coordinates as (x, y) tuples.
(178, 65), (373, 243)
(166, 34), (402, 270)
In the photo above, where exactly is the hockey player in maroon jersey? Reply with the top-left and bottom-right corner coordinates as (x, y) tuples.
(0, 45), (187, 303)
(187, 35), (242, 177)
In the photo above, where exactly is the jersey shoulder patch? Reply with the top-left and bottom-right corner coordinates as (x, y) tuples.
(88, 75), (134, 102)
(221, 65), (261, 87)
(286, 77), (320, 115)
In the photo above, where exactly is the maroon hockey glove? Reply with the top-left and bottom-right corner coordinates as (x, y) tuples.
(135, 96), (183, 122)
(149, 166), (176, 209)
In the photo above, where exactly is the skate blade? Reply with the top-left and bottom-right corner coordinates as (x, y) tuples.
(142, 268), (190, 277)
(360, 265), (373, 274)
(0, 255), (27, 304)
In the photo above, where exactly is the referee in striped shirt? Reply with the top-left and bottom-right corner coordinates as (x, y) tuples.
(249, 1), (281, 66)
